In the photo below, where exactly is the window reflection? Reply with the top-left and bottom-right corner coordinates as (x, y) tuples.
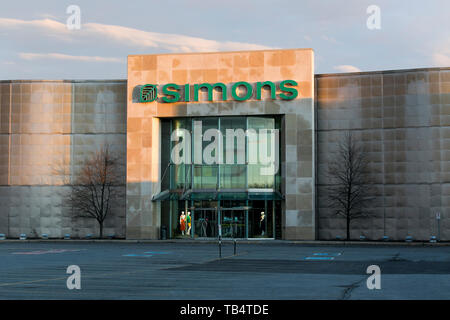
(160, 116), (282, 239)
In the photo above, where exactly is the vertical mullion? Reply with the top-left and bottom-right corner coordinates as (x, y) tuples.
(245, 116), (248, 190)
(218, 117), (220, 190)
(273, 200), (275, 239)
(245, 199), (249, 239)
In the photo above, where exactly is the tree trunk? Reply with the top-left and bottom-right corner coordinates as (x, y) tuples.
(346, 217), (350, 240)
(99, 221), (103, 239)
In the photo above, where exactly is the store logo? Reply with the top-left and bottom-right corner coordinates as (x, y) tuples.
(138, 80), (298, 103)
(140, 84), (157, 102)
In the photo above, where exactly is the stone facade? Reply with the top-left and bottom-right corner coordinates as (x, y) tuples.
(0, 80), (127, 238)
(126, 49), (316, 240)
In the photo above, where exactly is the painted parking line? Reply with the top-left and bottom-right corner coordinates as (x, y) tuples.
(304, 256), (335, 260)
(122, 254), (153, 257)
(304, 252), (342, 260)
(123, 251), (171, 257)
(12, 249), (83, 255)
(143, 251), (170, 254)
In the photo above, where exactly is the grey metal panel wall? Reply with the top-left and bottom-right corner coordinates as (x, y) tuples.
(0, 80), (127, 238)
(316, 68), (450, 240)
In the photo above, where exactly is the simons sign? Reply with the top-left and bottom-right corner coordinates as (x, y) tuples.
(139, 80), (298, 103)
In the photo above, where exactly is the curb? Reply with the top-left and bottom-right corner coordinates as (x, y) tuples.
(0, 239), (449, 246)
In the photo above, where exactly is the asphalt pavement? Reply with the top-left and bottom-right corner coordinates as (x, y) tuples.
(1, 241), (449, 299)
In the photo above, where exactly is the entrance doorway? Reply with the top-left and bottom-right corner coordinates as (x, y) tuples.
(165, 199), (280, 239)
(193, 209), (217, 238)
(248, 200), (274, 238)
(220, 209), (246, 238)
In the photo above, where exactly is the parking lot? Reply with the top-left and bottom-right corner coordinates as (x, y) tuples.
(1, 241), (450, 299)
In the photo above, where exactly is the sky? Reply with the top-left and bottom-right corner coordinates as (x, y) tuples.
(0, 0), (449, 79)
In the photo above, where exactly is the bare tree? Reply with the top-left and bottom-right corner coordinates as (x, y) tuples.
(326, 132), (374, 240)
(69, 145), (122, 238)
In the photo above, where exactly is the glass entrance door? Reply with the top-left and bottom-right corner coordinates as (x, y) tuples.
(248, 200), (273, 238)
(221, 210), (246, 238)
(193, 209), (217, 238)
(190, 200), (278, 239)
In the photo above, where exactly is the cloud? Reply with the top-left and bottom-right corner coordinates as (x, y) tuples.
(333, 65), (361, 73)
(0, 18), (67, 33)
(0, 17), (271, 53)
(19, 53), (124, 63)
(36, 13), (60, 20)
(432, 53), (450, 66)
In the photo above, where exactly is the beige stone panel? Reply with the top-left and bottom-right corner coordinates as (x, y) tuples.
(188, 69), (203, 83)
(142, 55), (157, 70)
(126, 162), (141, 184)
(280, 50), (296, 66)
(203, 69), (218, 83)
(294, 50), (314, 81)
(151, 117), (160, 184)
(203, 54), (219, 68)
(280, 66), (295, 79)
(139, 70), (158, 84)
(127, 131), (142, 151)
(263, 67), (281, 82)
(233, 52), (249, 69)
(172, 70), (188, 83)
(217, 68), (233, 83)
(127, 118), (142, 133)
(264, 51), (282, 67)
(218, 55), (233, 69)
(134, 103), (154, 118)
(249, 51), (264, 68)
(172, 56), (189, 69)
(157, 55), (173, 70)
(298, 81), (312, 99)
(157, 70), (172, 83)
(249, 68), (264, 82)
(232, 67), (249, 82)
(129, 56), (143, 71)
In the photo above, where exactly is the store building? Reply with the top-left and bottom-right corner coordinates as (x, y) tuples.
(0, 48), (449, 241)
(126, 49), (314, 240)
